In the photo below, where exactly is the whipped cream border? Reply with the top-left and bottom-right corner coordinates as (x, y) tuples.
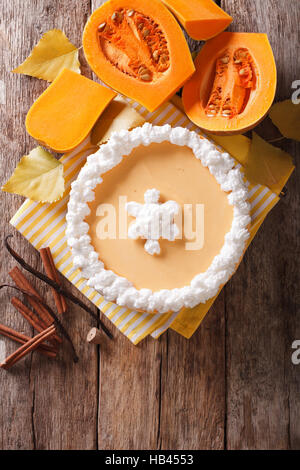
(66, 124), (250, 314)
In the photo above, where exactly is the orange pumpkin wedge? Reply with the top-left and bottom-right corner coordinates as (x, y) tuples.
(82, 0), (195, 112)
(26, 69), (116, 152)
(182, 32), (277, 135)
(162, 0), (232, 40)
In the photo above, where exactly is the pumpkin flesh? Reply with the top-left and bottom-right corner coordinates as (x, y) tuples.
(182, 32), (277, 135)
(26, 69), (116, 152)
(83, 0), (195, 112)
(162, 0), (232, 40)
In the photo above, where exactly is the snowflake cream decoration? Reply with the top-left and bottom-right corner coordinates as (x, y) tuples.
(126, 188), (180, 255)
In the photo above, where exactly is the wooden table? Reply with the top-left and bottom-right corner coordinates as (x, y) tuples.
(0, 0), (299, 450)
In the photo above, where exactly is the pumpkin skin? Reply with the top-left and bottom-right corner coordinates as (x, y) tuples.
(182, 32), (277, 135)
(82, 0), (195, 112)
(26, 69), (116, 152)
(162, 0), (232, 40)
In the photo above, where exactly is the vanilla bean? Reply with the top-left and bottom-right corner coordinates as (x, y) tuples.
(0, 284), (78, 363)
(5, 235), (113, 339)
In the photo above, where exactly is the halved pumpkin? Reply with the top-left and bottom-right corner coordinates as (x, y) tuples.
(26, 69), (116, 152)
(182, 32), (277, 135)
(162, 0), (232, 40)
(82, 0), (195, 112)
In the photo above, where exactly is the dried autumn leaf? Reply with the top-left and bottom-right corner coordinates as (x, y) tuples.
(91, 97), (146, 146)
(244, 132), (294, 195)
(2, 147), (64, 202)
(209, 134), (251, 165)
(12, 29), (80, 82)
(269, 99), (300, 142)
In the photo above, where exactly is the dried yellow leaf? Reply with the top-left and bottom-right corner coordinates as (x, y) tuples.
(244, 132), (294, 195)
(12, 29), (80, 82)
(2, 147), (64, 202)
(209, 134), (251, 165)
(91, 97), (146, 146)
(269, 99), (300, 142)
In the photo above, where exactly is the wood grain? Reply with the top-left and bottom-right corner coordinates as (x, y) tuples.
(158, 296), (226, 450)
(0, 0), (299, 450)
(222, 0), (300, 450)
(0, 0), (98, 450)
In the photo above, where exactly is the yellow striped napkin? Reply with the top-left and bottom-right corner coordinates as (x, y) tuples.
(10, 98), (290, 344)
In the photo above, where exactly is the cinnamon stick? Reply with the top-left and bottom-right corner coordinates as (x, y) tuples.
(39, 247), (67, 314)
(9, 266), (52, 325)
(0, 325), (56, 369)
(11, 297), (59, 351)
(5, 235), (113, 340)
(9, 267), (62, 344)
(11, 297), (46, 335)
(86, 327), (102, 345)
(1, 284), (78, 363)
(0, 323), (57, 358)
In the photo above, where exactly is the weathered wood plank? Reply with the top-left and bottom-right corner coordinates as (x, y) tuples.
(0, 0), (99, 450)
(97, 329), (162, 449)
(159, 296), (226, 450)
(222, 0), (300, 450)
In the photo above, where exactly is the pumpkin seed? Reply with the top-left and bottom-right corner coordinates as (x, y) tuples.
(143, 29), (150, 38)
(140, 73), (151, 81)
(152, 50), (159, 61)
(220, 56), (229, 64)
(160, 54), (168, 63)
(111, 12), (118, 21)
(127, 9), (134, 17)
(98, 22), (106, 32)
(239, 68), (247, 76)
(137, 22), (144, 30)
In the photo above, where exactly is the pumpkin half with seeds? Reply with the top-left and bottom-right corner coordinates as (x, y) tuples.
(182, 32), (277, 135)
(83, 0), (195, 112)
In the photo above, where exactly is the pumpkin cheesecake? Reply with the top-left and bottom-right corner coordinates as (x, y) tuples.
(67, 124), (250, 313)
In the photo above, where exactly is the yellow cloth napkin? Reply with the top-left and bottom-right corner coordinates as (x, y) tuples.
(10, 97), (294, 344)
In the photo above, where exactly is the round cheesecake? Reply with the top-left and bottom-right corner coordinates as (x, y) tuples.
(66, 124), (250, 313)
